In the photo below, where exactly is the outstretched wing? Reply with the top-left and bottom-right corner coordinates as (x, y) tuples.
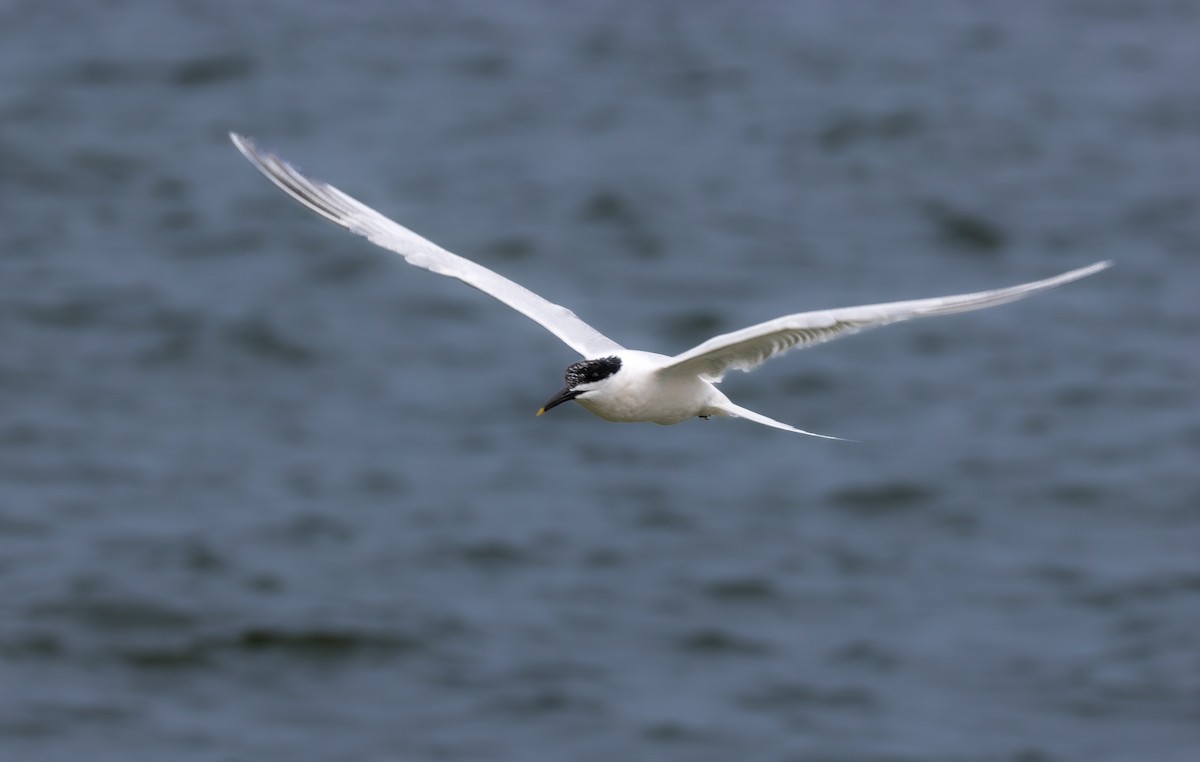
(658, 261), (1111, 381)
(230, 133), (624, 359)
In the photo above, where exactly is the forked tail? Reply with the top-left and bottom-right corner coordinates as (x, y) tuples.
(712, 401), (852, 441)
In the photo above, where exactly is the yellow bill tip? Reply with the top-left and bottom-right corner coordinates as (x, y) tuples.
(535, 408), (546, 417)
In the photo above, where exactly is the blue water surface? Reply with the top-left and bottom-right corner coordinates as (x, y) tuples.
(1, 3), (1197, 761)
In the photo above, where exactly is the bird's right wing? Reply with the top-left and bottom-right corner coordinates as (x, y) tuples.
(658, 261), (1111, 382)
(230, 133), (624, 359)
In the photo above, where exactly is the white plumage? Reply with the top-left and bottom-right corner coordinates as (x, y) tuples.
(231, 133), (1110, 438)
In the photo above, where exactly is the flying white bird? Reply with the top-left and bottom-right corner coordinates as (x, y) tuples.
(230, 133), (1110, 439)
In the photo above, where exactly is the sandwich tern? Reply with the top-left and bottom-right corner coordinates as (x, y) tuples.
(230, 133), (1110, 438)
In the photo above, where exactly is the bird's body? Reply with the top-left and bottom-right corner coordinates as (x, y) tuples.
(560, 350), (727, 425)
(230, 133), (1110, 438)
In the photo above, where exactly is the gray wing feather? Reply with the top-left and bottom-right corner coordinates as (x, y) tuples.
(659, 261), (1111, 381)
(230, 133), (623, 359)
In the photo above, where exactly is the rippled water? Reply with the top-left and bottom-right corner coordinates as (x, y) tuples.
(2, 2), (1198, 761)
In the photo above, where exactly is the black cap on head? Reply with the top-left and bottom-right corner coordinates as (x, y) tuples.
(564, 356), (622, 388)
(537, 356), (622, 416)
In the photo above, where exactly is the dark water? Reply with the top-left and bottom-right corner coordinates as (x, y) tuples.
(2, 2), (1197, 760)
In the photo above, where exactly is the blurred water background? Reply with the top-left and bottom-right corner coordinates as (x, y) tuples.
(1, 2), (1198, 760)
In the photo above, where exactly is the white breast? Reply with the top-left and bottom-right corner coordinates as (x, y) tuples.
(575, 350), (726, 425)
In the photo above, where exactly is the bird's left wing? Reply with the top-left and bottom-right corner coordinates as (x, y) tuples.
(658, 261), (1111, 382)
(230, 133), (624, 359)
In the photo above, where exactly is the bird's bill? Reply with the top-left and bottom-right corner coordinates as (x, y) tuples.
(536, 387), (580, 416)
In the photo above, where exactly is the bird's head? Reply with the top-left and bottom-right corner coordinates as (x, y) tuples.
(536, 356), (623, 416)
